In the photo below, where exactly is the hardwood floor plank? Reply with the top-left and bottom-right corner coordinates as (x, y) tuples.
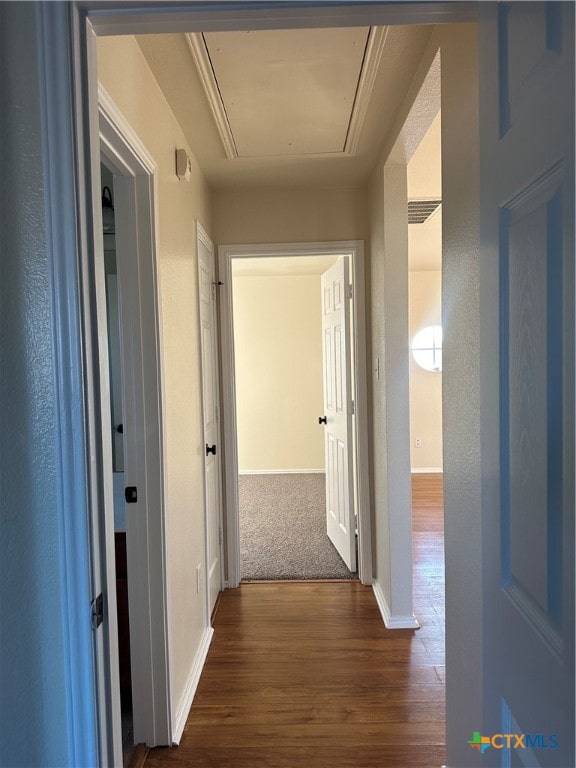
(145, 745), (446, 768)
(178, 722), (445, 748)
(187, 700), (446, 726)
(144, 474), (445, 768)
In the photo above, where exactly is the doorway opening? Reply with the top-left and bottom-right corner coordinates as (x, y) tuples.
(99, 162), (135, 766)
(95, 90), (171, 762)
(406, 110), (445, 644)
(230, 254), (357, 581)
(219, 241), (372, 589)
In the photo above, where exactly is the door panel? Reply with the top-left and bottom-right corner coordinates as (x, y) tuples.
(481, 4), (574, 765)
(197, 226), (222, 617)
(321, 257), (356, 571)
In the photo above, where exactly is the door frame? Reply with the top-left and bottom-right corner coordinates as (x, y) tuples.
(97, 85), (172, 755)
(54, 2), (480, 765)
(218, 241), (372, 587)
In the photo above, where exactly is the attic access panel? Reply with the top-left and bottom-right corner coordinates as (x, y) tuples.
(202, 27), (370, 157)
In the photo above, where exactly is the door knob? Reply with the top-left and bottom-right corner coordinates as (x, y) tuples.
(206, 444), (217, 456)
(125, 486), (138, 503)
(318, 416), (327, 425)
(116, 423), (124, 434)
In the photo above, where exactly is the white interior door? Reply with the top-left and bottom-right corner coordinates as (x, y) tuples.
(197, 224), (223, 617)
(480, 4), (574, 765)
(321, 257), (356, 571)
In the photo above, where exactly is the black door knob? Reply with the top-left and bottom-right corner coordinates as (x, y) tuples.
(125, 486), (138, 503)
(318, 416), (327, 425)
(206, 444), (217, 456)
(116, 423), (124, 434)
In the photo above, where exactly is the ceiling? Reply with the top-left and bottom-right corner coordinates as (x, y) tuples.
(136, 24), (433, 189)
(134, 26), (442, 271)
(199, 28), (370, 158)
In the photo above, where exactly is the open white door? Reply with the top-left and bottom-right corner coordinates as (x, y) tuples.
(320, 257), (356, 572)
(480, 4), (574, 766)
(197, 223), (223, 617)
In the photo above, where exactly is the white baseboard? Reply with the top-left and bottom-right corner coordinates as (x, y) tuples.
(411, 468), (444, 474)
(372, 580), (420, 630)
(171, 626), (214, 745)
(238, 469), (325, 475)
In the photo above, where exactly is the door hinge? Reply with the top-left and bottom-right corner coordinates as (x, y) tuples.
(218, 527), (223, 546)
(350, 399), (355, 415)
(91, 593), (104, 630)
(211, 280), (223, 299)
(346, 284), (353, 300)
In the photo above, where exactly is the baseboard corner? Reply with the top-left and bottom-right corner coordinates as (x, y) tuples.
(372, 581), (420, 630)
(171, 625), (214, 745)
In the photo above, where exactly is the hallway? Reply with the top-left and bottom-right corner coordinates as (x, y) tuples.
(144, 475), (445, 767)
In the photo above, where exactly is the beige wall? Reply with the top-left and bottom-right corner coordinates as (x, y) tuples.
(233, 275), (324, 472)
(409, 271), (443, 470)
(97, 35), (212, 731)
(368, 163), (396, 606)
(213, 187), (368, 244)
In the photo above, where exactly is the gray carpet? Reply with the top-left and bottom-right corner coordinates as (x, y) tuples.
(239, 472), (356, 580)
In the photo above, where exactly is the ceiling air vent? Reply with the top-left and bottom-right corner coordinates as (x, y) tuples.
(408, 199), (441, 224)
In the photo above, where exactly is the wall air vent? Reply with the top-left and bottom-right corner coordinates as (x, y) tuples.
(408, 199), (442, 224)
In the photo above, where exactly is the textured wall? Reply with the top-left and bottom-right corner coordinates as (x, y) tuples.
(367, 165), (392, 603)
(97, 35), (213, 733)
(409, 270), (443, 470)
(367, 47), (442, 623)
(213, 187), (368, 245)
(0, 4), (90, 766)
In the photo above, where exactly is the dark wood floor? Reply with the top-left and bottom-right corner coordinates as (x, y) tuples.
(145, 473), (445, 768)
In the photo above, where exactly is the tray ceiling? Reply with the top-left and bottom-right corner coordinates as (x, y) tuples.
(135, 25), (435, 188)
(187, 27), (385, 159)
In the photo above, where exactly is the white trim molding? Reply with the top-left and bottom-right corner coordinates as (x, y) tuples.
(99, 84), (156, 173)
(345, 26), (389, 154)
(186, 33), (237, 160)
(372, 581), (420, 630)
(83, 4), (478, 38)
(218, 240), (372, 588)
(97, 84), (172, 750)
(37, 5), (100, 765)
(171, 627), (214, 745)
(411, 467), (444, 474)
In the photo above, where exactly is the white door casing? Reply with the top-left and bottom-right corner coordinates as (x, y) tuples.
(98, 86), (172, 752)
(480, 4), (574, 766)
(218, 241), (371, 588)
(321, 257), (356, 572)
(197, 223), (223, 618)
(37, 4), (499, 767)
